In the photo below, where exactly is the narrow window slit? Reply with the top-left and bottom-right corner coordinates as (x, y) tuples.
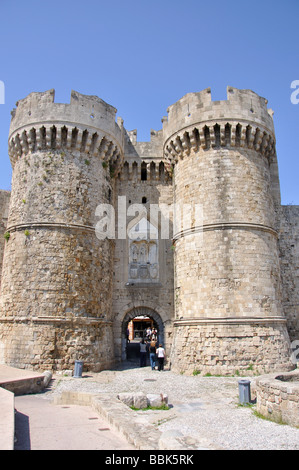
(40, 126), (47, 149)
(51, 126), (57, 150)
(141, 162), (147, 180)
(204, 126), (210, 149)
(214, 124), (220, 147)
(80, 130), (89, 153)
(61, 126), (68, 148)
(225, 123), (231, 146)
(235, 124), (242, 147)
(159, 161), (165, 181)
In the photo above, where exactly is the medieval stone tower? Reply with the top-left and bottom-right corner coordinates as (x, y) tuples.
(163, 88), (291, 374)
(0, 90), (125, 371)
(0, 86), (297, 375)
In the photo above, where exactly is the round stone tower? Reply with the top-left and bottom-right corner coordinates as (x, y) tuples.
(0, 89), (124, 371)
(164, 86), (292, 375)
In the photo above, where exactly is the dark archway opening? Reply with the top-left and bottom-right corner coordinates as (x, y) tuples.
(121, 307), (164, 364)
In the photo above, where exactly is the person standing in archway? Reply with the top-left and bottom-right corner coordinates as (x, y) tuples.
(140, 339), (147, 367)
(146, 326), (152, 341)
(126, 327), (130, 343)
(156, 344), (166, 371)
(149, 340), (157, 370)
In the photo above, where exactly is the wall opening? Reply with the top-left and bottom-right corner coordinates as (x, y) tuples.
(141, 162), (147, 180)
(121, 307), (164, 363)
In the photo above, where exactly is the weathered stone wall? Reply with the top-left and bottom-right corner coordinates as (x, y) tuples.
(279, 205), (299, 341)
(163, 87), (292, 374)
(0, 190), (11, 287)
(0, 90), (124, 371)
(172, 147), (282, 319)
(256, 370), (299, 427)
(170, 321), (291, 375)
(112, 130), (175, 361)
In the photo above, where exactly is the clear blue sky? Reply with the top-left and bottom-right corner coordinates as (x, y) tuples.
(0, 0), (298, 204)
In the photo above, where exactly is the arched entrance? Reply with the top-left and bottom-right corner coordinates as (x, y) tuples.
(121, 307), (164, 362)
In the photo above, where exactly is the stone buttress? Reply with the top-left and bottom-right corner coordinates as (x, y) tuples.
(0, 89), (124, 371)
(163, 87), (292, 374)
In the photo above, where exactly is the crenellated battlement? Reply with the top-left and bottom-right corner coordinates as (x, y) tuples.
(163, 87), (276, 161)
(119, 159), (169, 182)
(8, 89), (125, 170)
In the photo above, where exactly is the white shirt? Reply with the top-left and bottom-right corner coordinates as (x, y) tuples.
(156, 347), (165, 358)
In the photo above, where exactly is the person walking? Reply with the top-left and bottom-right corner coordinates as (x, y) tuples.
(149, 340), (157, 370)
(140, 339), (147, 367)
(156, 343), (166, 371)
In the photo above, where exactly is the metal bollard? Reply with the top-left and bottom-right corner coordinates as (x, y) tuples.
(238, 379), (251, 405)
(73, 360), (84, 378)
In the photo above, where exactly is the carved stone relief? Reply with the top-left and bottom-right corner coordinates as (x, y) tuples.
(128, 218), (159, 283)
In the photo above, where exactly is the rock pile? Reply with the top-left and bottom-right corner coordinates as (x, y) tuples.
(118, 391), (168, 409)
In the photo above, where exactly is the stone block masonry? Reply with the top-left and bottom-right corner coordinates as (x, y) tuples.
(0, 86), (297, 374)
(164, 87), (293, 374)
(279, 205), (299, 341)
(0, 90), (123, 371)
(256, 370), (299, 427)
(0, 191), (10, 288)
(170, 320), (291, 376)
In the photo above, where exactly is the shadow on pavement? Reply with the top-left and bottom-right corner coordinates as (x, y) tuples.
(14, 410), (31, 450)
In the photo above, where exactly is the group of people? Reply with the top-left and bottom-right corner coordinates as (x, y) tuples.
(140, 337), (166, 371)
(145, 326), (157, 341)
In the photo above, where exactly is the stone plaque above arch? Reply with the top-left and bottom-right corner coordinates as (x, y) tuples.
(128, 217), (159, 284)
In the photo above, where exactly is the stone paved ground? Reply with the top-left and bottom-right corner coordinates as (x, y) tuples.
(14, 394), (134, 450)
(41, 363), (299, 451)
